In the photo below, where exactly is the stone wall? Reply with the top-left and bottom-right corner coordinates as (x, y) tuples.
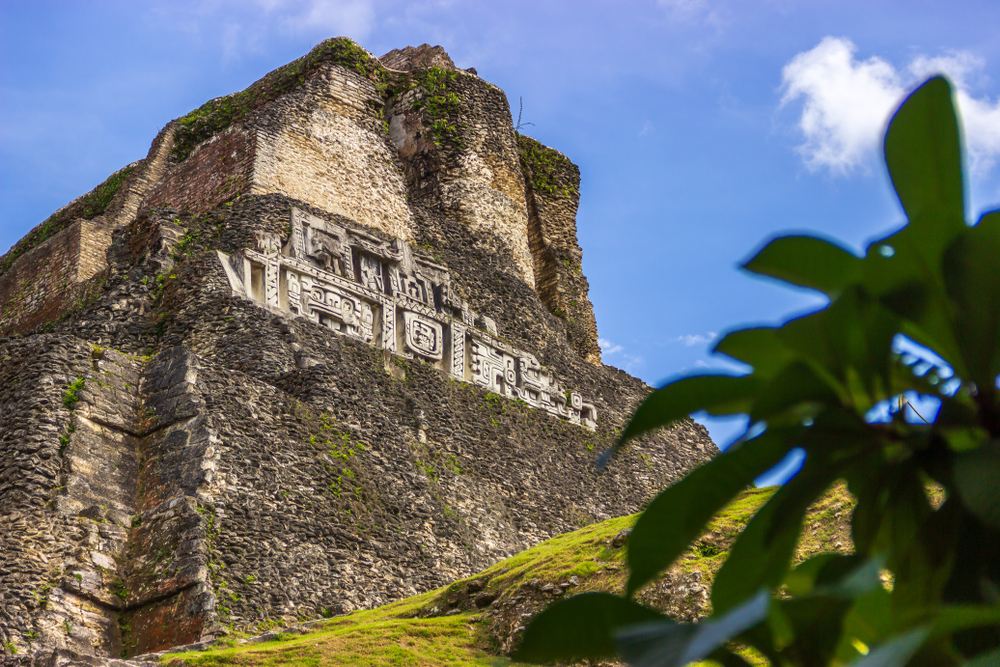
(250, 63), (416, 242)
(0, 220), (113, 336)
(0, 336), (120, 658)
(0, 341), (223, 659)
(142, 124), (253, 218)
(386, 66), (535, 286)
(519, 135), (601, 365)
(0, 39), (720, 665)
(1, 40), (592, 365)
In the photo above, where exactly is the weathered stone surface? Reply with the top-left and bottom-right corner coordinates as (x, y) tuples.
(379, 44), (458, 72)
(0, 38), (719, 664)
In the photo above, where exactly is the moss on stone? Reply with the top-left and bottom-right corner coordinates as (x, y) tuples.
(170, 38), (387, 163)
(411, 67), (464, 149)
(517, 135), (576, 197)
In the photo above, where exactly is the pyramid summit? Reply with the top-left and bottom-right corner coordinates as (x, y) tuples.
(0, 38), (717, 663)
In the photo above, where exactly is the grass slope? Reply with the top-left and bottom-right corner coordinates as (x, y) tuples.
(163, 483), (855, 666)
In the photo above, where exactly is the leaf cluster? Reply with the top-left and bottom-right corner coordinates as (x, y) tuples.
(170, 38), (387, 162)
(515, 77), (1000, 666)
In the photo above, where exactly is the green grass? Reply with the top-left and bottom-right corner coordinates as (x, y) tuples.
(163, 485), (857, 667)
(167, 614), (519, 667)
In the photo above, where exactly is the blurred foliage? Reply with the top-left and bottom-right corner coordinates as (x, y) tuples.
(514, 77), (1000, 666)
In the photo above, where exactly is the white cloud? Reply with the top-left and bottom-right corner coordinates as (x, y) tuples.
(598, 338), (623, 355)
(171, 0), (378, 63)
(781, 37), (1000, 177)
(670, 332), (717, 347)
(908, 51), (983, 90)
(781, 37), (903, 174)
(598, 338), (644, 373)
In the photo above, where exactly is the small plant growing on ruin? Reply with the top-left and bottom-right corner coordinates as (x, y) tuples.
(62, 377), (85, 409)
(412, 67), (465, 148)
(112, 579), (128, 602)
(515, 77), (1000, 666)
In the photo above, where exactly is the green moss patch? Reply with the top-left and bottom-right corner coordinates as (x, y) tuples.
(517, 134), (576, 197)
(167, 614), (524, 667)
(411, 67), (464, 149)
(170, 38), (386, 163)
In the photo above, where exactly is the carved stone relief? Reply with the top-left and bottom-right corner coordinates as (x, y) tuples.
(218, 208), (598, 430)
(403, 312), (443, 360)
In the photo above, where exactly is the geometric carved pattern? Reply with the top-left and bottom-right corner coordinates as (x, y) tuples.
(219, 208), (597, 429)
(403, 312), (443, 360)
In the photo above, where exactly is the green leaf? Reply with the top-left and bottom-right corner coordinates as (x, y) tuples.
(625, 426), (796, 596)
(864, 228), (967, 378)
(772, 288), (900, 413)
(744, 234), (862, 297)
(713, 326), (795, 379)
(750, 360), (843, 422)
(884, 76), (965, 238)
(785, 554), (851, 596)
(954, 440), (1000, 529)
(943, 211), (1000, 391)
(712, 456), (843, 614)
(511, 593), (664, 664)
(866, 76), (970, 378)
(931, 604), (1000, 638)
(619, 374), (760, 445)
(784, 554), (881, 598)
(775, 595), (855, 663)
(963, 647), (1000, 667)
(615, 590), (770, 667)
(840, 587), (894, 661)
(818, 556), (886, 599)
(847, 628), (929, 667)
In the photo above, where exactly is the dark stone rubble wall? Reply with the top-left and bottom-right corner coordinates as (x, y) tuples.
(2, 191), (716, 663)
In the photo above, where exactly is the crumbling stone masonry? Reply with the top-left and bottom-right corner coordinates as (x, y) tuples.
(0, 40), (718, 665)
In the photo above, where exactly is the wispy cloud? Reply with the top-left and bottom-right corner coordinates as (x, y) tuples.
(599, 338), (644, 373)
(161, 0), (379, 63)
(657, 0), (731, 31)
(598, 338), (623, 355)
(291, 0), (376, 38)
(781, 37), (1000, 176)
(670, 332), (718, 347)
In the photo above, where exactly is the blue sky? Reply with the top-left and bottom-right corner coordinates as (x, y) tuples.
(3, 1), (1000, 484)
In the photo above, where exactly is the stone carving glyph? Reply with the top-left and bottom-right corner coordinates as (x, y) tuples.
(218, 208), (597, 429)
